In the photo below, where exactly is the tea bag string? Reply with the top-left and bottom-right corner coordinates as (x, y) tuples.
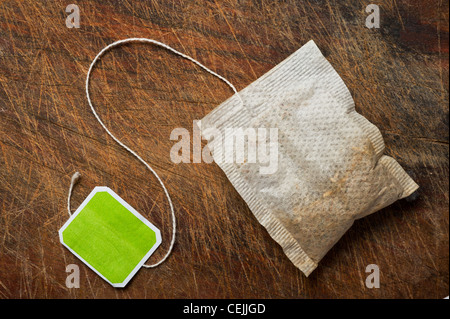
(67, 38), (242, 268)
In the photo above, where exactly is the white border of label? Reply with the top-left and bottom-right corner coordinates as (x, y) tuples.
(59, 186), (162, 288)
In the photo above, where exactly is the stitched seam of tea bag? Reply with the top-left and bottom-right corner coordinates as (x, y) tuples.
(378, 156), (419, 198)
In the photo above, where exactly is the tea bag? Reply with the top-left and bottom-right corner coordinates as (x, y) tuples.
(199, 40), (419, 276)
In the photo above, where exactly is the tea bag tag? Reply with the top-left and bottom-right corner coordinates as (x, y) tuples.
(59, 187), (162, 287)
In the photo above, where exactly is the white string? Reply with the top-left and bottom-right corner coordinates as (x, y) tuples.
(67, 38), (242, 268)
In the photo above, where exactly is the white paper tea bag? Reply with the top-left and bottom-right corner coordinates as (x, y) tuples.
(199, 40), (419, 276)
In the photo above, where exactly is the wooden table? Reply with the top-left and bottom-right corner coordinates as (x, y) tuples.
(0, 0), (448, 299)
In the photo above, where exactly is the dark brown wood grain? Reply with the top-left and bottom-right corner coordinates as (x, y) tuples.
(0, 0), (448, 298)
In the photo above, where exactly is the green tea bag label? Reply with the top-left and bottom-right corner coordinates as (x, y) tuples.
(59, 187), (161, 287)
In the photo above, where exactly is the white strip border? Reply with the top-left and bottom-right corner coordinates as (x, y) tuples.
(59, 186), (162, 288)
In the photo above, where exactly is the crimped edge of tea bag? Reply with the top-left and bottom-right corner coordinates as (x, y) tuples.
(378, 156), (419, 198)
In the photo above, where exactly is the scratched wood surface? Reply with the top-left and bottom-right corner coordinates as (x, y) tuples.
(0, 0), (448, 299)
